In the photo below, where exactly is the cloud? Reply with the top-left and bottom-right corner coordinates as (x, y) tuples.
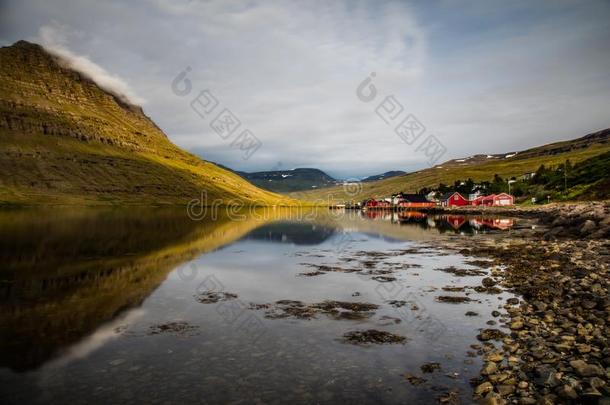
(36, 23), (146, 106)
(143, 0), (428, 175)
(1, 0), (609, 177)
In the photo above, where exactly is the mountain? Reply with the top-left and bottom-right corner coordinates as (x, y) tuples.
(290, 128), (610, 202)
(244, 222), (336, 245)
(0, 41), (295, 206)
(362, 170), (406, 182)
(238, 168), (337, 193)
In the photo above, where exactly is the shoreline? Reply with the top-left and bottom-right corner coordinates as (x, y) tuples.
(437, 201), (610, 404)
(362, 201), (610, 239)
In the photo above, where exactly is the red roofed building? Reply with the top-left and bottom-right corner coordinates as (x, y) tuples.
(439, 192), (469, 207)
(477, 193), (514, 206)
(396, 194), (436, 208)
(470, 195), (486, 206)
(364, 199), (392, 209)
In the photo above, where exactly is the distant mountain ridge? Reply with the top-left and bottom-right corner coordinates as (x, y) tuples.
(238, 168), (337, 193)
(362, 171), (406, 182)
(0, 40), (295, 206)
(217, 166), (411, 193)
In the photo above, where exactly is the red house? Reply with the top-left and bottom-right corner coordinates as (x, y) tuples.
(396, 194), (436, 208)
(364, 199), (391, 209)
(439, 192), (469, 207)
(470, 195), (486, 206)
(477, 193), (514, 206)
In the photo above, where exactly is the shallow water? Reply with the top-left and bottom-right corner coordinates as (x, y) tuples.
(0, 208), (519, 404)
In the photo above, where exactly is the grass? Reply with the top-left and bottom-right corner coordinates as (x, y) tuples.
(291, 141), (610, 203)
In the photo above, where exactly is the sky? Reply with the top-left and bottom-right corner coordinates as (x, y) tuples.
(1, 0), (609, 179)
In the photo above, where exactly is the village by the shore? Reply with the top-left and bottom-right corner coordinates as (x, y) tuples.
(332, 191), (516, 210)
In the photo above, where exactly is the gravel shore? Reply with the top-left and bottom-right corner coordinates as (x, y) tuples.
(447, 201), (610, 404)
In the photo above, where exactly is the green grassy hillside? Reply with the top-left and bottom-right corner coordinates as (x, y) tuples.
(290, 128), (610, 203)
(518, 150), (610, 202)
(0, 41), (296, 206)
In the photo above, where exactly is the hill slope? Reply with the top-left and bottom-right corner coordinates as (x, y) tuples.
(0, 41), (294, 206)
(290, 128), (610, 203)
(362, 170), (406, 182)
(238, 168), (337, 192)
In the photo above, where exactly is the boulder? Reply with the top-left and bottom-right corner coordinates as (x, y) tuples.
(482, 277), (497, 288)
(569, 360), (603, 377)
(475, 382), (494, 396)
(580, 219), (596, 234)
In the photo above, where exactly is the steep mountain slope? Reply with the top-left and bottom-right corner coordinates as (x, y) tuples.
(290, 128), (610, 203)
(0, 41), (294, 206)
(238, 168), (337, 192)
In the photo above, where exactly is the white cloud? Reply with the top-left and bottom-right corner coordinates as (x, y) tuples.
(1, 0), (609, 177)
(36, 23), (146, 106)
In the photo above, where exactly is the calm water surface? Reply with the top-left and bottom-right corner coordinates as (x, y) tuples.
(0, 208), (520, 404)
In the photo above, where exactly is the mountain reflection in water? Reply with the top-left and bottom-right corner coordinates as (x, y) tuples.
(244, 222), (335, 245)
(0, 207), (518, 405)
(0, 207), (270, 371)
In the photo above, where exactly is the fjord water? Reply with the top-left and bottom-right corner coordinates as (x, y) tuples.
(0, 208), (517, 404)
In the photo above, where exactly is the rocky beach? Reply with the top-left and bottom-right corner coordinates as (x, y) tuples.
(441, 202), (610, 404)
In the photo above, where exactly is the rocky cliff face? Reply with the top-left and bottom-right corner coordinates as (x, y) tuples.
(0, 41), (167, 152)
(0, 41), (291, 205)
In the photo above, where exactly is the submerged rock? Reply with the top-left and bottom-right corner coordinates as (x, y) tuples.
(378, 315), (402, 325)
(477, 329), (507, 341)
(437, 295), (473, 303)
(147, 321), (199, 336)
(403, 372), (426, 385)
(252, 299), (379, 320)
(194, 291), (238, 304)
(372, 275), (397, 282)
(420, 362), (441, 373)
(436, 266), (487, 277)
(297, 270), (326, 277)
(443, 286), (466, 292)
(437, 389), (460, 404)
(342, 329), (406, 345)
